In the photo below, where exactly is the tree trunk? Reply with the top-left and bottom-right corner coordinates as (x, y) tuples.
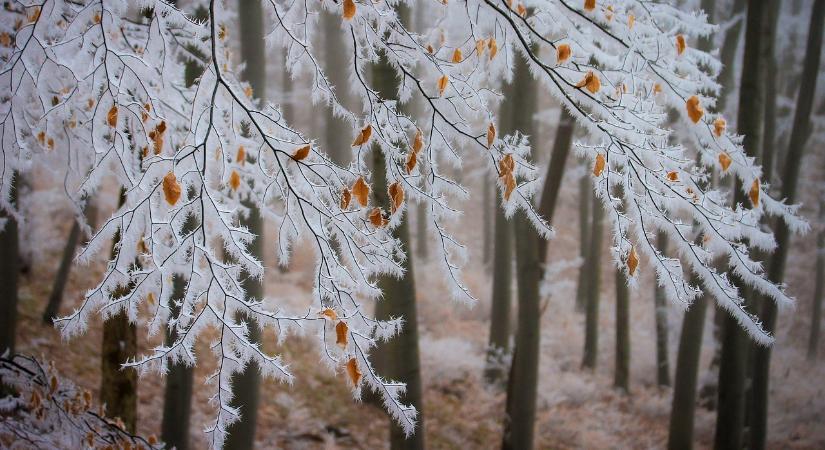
(537, 108), (575, 263)
(224, 2), (267, 448)
(43, 202), (97, 324)
(0, 176), (19, 355)
(482, 180), (492, 265)
(654, 234), (671, 387)
(751, 3), (824, 449)
(582, 190), (603, 370)
(100, 189), (137, 433)
(760, 1), (780, 185)
(613, 267), (630, 392)
(575, 166), (591, 312)
(809, 203), (825, 361)
(715, 2), (768, 448)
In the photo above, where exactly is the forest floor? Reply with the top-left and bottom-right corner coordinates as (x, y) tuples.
(12, 162), (825, 449)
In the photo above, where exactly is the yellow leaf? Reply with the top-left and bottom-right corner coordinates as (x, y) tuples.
(628, 14), (635, 29)
(320, 308), (338, 321)
(749, 178), (760, 207)
(336, 321), (348, 348)
(676, 34), (686, 55)
(556, 43), (571, 64)
(584, 0), (596, 12)
(713, 117), (726, 138)
(352, 176), (370, 207)
(686, 95), (704, 123)
(244, 86), (253, 98)
(292, 144), (310, 161)
(452, 48), (463, 63)
(593, 153), (606, 177)
(369, 207), (387, 227)
(388, 181), (404, 214)
(606, 5), (614, 21)
(719, 152), (732, 172)
(627, 246), (639, 276)
(352, 124), (372, 146)
(343, 0), (356, 20)
(653, 83), (662, 95)
(341, 188), (352, 209)
(437, 75), (449, 96)
(487, 122), (496, 148)
(229, 170), (241, 191)
(163, 172), (181, 206)
(107, 105), (118, 128)
(346, 358), (362, 386)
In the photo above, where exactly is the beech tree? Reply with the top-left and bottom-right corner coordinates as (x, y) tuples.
(0, 1), (807, 448)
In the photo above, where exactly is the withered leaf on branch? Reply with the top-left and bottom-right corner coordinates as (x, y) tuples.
(575, 71), (601, 94)
(346, 358), (362, 386)
(352, 177), (370, 207)
(452, 48), (462, 63)
(320, 308), (338, 321)
(749, 178), (760, 207)
(627, 246), (639, 276)
(292, 144), (311, 161)
(388, 182), (404, 214)
(163, 172), (181, 205)
(676, 34), (687, 55)
(336, 321), (348, 348)
(593, 153), (606, 177)
(343, 0), (356, 20)
(487, 123), (496, 148)
(369, 207), (387, 227)
(107, 105), (118, 128)
(236, 146), (246, 164)
(686, 95), (704, 123)
(352, 124), (372, 146)
(713, 117), (726, 137)
(556, 43), (571, 64)
(719, 152), (732, 172)
(437, 75), (449, 96)
(229, 170), (241, 191)
(340, 188), (352, 210)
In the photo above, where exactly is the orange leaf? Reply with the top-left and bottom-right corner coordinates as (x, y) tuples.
(713, 117), (726, 138)
(163, 172), (181, 206)
(412, 129), (424, 154)
(488, 38), (498, 60)
(292, 144), (310, 161)
(503, 173), (516, 201)
(556, 43), (571, 64)
(107, 105), (118, 128)
(676, 34), (686, 55)
(343, 0), (356, 20)
(749, 178), (760, 207)
(352, 177), (370, 207)
(666, 171), (679, 182)
(236, 146), (246, 164)
(346, 358), (362, 386)
(718, 152), (732, 172)
(320, 308), (338, 321)
(336, 321), (348, 348)
(369, 207), (387, 227)
(405, 151), (418, 174)
(584, 0), (596, 12)
(628, 14), (635, 29)
(341, 188), (352, 209)
(229, 170), (241, 191)
(653, 83), (662, 95)
(452, 48), (463, 63)
(388, 181), (404, 214)
(352, 124), (372, 146)
(437, 75), (449, 96)
(627, 246), (639, 276)
(517, 3), (527, 17)
(593, 153), (606, 176)
(575, 71), (601, 94)
(487, 122), (496, 148)
(686, 95), (704, 123)
(475, 39), (486, 57)
(499, 153), (515, 176)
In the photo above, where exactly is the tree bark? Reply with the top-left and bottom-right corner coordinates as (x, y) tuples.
(537, 108), (575, 263)
(654, 234), (671, 387)
(100, 189), (137, 433)
(0, 176), (19, 355)
(751, 2), (824, 449)
(715, 2), (768, 449)
(575, 165), (591, 312)
(614, 268), (630, 393)
(224, 2), (267, 448)
(581, 190), (603, 370)
(809, 203), (825, 361)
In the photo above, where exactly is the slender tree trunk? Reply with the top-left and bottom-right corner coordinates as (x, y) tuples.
(751, 3), (824, 449)
(321, 10), (349, 166)
(809, 203), (825, 361)
(575, 166), (591, 311)
(614, 268), (630, 393)
(715, 2), (768, 449)
(654, 234), (671, 387)
(0, 176), (19, 355)
(224, 2), (267, 448)
(582, 191), (604, 370)
(482, 180), (492, 265)
(100, 189), (137, 433)
(537, 108), (575, 263)
(760, 1), (780, 185)
(43, 202), (97, 324)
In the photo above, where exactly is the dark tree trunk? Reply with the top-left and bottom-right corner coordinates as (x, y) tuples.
(224, 2), (268, 448)
(614, 268), (630, 393)
(715, 2), (768, 449)
(537, 108), (575, 263)
(654, 234), (671, 387)
(100, 189), (137, 433)
(809, 202), (825, 361)
(43, 202), (98, 324)
(582, 191), (604, 370)
(575, 166), (591, 311)
(751, 3), (824, 449)
(0, 176), (19, 355)
(482, 180), (492, 265)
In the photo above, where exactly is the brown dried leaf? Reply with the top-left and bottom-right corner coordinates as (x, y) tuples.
(405, 151), (418, 174)
(352, 177), (370, 207)
(352, 124), (372, 146)
(575, 71), (601, 94)
(320, 308), (338, 321)
(584, 0), (596, 12)
(686, 95), (704, 123)
(627, 246), (639, 276)
(503, 173), (516, 201)
(163, 172), (181, 206)
(412, 129), (424, 154)
(236, 146), (246, 164)
(719, 152), (732, 172)
(107, 105), (118, 128)
(666, 171), (679, 182)
(749, 178), (760, 207)
(292, 144), (311, 161)
(593, 153), (606, 177)
(437, 75), (449, 96)
(517, 3), (527, 17)
(452, 48), (463, 63)
(336, 321), (348, 348)
(388, 181), (404, 214)
(488, 38), (498, 60)
(713, 117), (726, 138)
(556, 43), (571, 64)
(487, 122), (496, 148)
(229, 170), (241, 191)
(628, 14), (635, 29)
(476, 39), (486, 57)
(346, 358), (362, 386)
(499, 153), (515, 176)
(343, 0), (356, 20)
(369, 207), (387, 227)
(341, 188), (352, 209)
(676, 34), (687, 55)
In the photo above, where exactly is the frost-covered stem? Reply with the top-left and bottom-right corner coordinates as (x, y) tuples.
(751, 2), (825, 448)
